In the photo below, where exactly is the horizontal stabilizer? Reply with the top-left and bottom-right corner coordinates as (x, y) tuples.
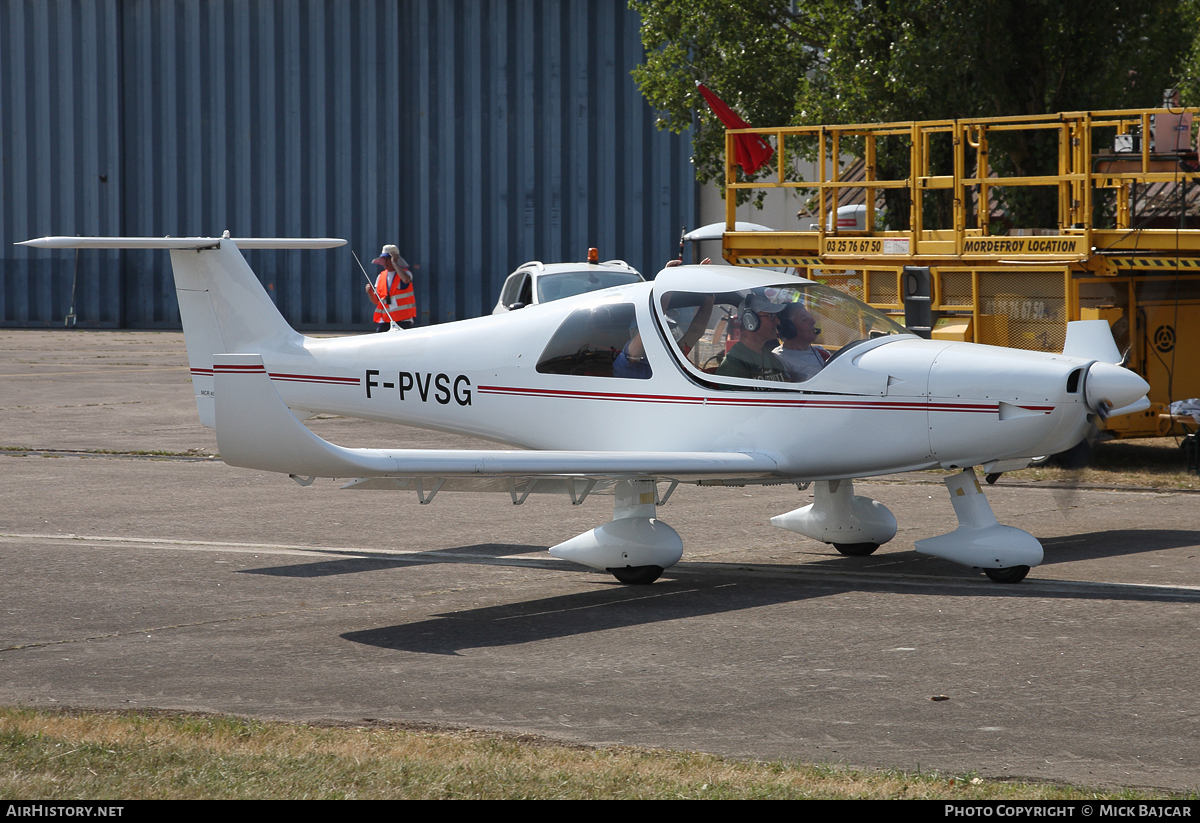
(213, 353), (782, 481)
(19, 236), (346, 250)
(22, 235), (326, 429)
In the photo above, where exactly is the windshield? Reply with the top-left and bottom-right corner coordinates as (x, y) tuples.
(536, 270), (643, 303)
(657, 282), (910, 386)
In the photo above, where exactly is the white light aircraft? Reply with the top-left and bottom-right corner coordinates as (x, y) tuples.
(22, 235), (1151, 585)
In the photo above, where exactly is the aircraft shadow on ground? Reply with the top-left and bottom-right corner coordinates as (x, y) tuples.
(238, 524), (1200, 582)
(1037, 529), (1200, 564)
(341, 575), (841, 656)
(341, 558), (1200, 657)
(237, 544), (546, 578)
(232, 529), (1200, 656)
(790, 527), (1200, 572)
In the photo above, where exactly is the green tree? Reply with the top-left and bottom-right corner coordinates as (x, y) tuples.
(1181, 0), (1200, 104)
(632, 0), (1195, 227)
(630, 0), (823, 199)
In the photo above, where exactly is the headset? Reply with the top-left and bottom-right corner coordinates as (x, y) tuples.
(739, 298), (761, 333)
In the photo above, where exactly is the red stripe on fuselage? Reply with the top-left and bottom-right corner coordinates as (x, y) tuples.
(199, 366), (359, 386)
(212, 364), (266, 374)
(268, 371), (361, 385)
(199, 372), (1048, 415)
(476, 384), (1021, 414)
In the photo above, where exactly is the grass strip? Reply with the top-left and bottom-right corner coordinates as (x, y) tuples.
(0, 707), (1189, 800)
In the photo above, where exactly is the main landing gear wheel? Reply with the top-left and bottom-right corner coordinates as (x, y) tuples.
(608, 565), (664, 585)
(832, 542), (880, 557)
(984, 565), (1030, 584)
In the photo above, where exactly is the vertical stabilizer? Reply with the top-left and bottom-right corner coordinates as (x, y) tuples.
(170, 240), (304, 425)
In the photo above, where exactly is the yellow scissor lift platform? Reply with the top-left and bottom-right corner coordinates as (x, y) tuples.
(719, 108), (1200, 439)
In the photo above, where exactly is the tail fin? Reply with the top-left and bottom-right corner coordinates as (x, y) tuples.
(170, 240), (309, 426)
(18, 236), (345, 426)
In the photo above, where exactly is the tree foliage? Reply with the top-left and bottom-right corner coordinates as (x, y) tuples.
(631, 0), (822, 193)
(1182, 0), (1200, 104)
(632, 0), (1196, 224)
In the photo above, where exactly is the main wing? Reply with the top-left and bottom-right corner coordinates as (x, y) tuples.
(214, 354), (783, 498)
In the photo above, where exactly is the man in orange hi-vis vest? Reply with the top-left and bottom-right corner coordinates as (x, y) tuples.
(367, 244), (417, 331)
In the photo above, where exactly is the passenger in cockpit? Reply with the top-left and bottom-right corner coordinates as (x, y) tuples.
(612, 328), (652, 379)
(774, 302), (830, 382)
(614, 294), (713, 379)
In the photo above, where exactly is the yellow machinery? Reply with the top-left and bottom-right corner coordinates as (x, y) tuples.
(719, 107), (1200, 438)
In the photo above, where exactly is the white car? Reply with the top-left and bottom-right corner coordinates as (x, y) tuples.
(492, 253), (643, 314)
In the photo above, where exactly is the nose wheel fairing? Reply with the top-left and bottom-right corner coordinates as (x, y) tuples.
(914, 468), (1043, 577)
(770, 470), (1041, 583)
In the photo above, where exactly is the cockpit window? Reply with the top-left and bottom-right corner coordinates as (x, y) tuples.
(658, 282), (910, 387)
(536, 302), (650, 379)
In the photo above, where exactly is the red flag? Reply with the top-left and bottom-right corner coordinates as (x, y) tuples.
(696, 82), (775, 175)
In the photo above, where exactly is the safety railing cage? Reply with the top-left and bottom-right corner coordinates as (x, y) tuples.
(724, 107), (1200, 256)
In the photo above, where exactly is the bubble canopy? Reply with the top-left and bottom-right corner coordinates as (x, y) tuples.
(651, 267), (912, 387)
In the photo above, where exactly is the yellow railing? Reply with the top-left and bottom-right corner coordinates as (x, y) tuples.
(724, 107), (1200, 258)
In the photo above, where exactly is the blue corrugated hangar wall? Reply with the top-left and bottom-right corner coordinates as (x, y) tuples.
(0, 0), (697, 329)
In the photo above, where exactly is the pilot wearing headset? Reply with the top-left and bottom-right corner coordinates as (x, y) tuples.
(715, 292), (788, 381)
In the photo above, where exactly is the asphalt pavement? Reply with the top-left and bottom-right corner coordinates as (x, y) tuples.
(2, 329), (1198, 791)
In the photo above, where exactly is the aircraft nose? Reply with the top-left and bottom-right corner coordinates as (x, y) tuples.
(1084, 361), (1149, 412)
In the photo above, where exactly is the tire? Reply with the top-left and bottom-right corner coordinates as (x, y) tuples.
(984, 565), (1030, 584)
(832, 542), (880, 557)
(608, 565), (664, 585)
